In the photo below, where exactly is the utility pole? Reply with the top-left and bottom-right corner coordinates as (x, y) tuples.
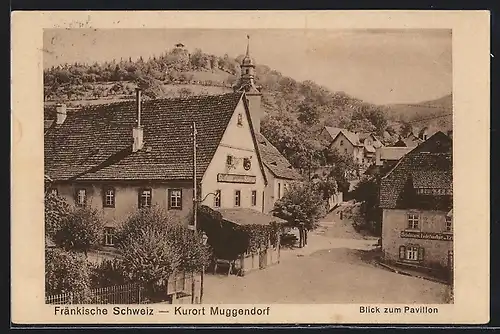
(192, 121), (198, 231)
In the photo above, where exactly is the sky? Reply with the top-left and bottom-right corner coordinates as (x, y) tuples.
(43, 29), (452, 105)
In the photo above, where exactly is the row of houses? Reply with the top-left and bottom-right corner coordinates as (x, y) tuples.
(44, 39), (302, 251)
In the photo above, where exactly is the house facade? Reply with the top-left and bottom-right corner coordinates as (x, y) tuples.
(320, 126), (384, 167)
(379, 132), (453, 275)
(44, 90), (270, 245)
(233, 36), (302, 213)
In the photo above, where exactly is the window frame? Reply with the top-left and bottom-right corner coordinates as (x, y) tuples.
(445, 216), (453, 233)
(103, 187), (115, 208)
(399, 245), (425, 262)
(251, 190), (257, 206)
(407, 212), (420, 230)
(214, 190), (221, 208)
(75, 188), (87, 207)
(168, 189), (183, 210)
(103, 227), (115, 246)
(234, 190), (241, 207)
(138, 188), (153, 208)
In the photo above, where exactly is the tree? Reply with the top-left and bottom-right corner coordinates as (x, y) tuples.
(116, 207), (210, 300)
(45, 248), (92, 302)
(54, 207), (104, 256)
(352, 175), (382, 236)
(44, 192), (71, 240)
(297, 100), (321, 126)
(272, 182), (325, 247)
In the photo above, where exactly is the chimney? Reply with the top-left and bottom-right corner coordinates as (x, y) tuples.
(56, 103), (67, 125)
(132, 88), (144, 152)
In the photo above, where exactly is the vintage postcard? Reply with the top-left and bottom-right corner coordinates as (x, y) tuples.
(11, 10), (490, 325)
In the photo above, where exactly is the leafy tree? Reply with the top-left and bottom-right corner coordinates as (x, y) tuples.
(400, 121), (414, 138)
(352, 175), (382, 236)
(45, 248), (92, 301)
(116, 207), (210, 299)
(272, 182), (325, 247)
(44, 192), (71, 240)
(297, 99), (321, 126)
(54, 207), (104, 256)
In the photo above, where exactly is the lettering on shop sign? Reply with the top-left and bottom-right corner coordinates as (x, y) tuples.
(400, 230), (453, 241)
(217, 173), (256, 184)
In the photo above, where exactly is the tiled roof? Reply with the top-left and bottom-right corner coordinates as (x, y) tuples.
(412, 170), (452, 190)
(218, 208), (286, 226)
(256, 133), (302, 180)
(324, 126), (342, 141)
(45, 92), (245, 181)
(380, 132), (452, 210)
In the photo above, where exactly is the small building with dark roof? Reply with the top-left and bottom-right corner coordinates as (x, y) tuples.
(379, 131), (453, 276)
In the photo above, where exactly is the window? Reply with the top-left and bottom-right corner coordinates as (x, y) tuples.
(75, 188), (86, 206)
(104, 227), (115, 246)
(103, 187), (115, 208)
(277, 183), (281, 199)
(340, 140), (344, 146)
(227, 155), (233, 167)
(139, 188), (152, 208)
(237, 113), (243, 126)
(49, 188), (58, 196)
(214, 190), (221, 208)
(168, 189), (182, 210)
(399, 245), (424, 262)
(234, 190), (241, 207)
(251, 190), (257, 206)
(407, 213), (420, 229)
(445, 216), (453, 232)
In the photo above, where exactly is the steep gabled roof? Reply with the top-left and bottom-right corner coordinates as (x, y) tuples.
(45, 92), (247, 181)
(256, 133), (302, 180)
(323, 126), (342, 141)
(380, 131), (452, 210)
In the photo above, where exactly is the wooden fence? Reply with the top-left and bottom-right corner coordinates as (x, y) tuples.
(46, 282), (145, 305)
(46, 273), (202, 305)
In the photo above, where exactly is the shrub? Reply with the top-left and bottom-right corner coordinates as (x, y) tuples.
(45, 248), (92, 302)
(54, 206), (104, 256)
(89, 258), (129, 288)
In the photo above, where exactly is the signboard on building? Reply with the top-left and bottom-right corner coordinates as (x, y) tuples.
(217, 173), (256, 184)
(400, 230), (453, 241)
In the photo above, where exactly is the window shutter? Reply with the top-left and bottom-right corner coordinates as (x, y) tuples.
(399, 246), (406, 260)
(167, 189), (171, 210)
(179, 188), (182, 210)
(102, 187), (106, 207)
(418, 247), (425, 261)
(138, 189), (142, 208)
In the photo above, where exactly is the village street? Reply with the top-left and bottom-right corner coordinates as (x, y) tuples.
(203, 204), (450, 304)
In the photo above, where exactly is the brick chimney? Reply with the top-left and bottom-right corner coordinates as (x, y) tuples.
(56, 103), (67, 125)
(132, 88), (144, 152)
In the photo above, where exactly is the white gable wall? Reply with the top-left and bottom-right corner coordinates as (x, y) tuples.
(200, 99), (266, 212)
